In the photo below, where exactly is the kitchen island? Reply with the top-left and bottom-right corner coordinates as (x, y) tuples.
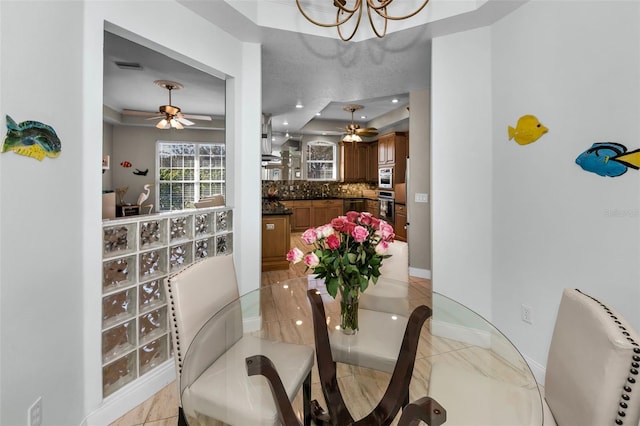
(262, 199), (292, 271)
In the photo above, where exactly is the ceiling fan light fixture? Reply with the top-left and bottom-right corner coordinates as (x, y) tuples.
(343, 133), (362, 142)
(170, 118), (183, 129)
(157, 118), (169, 129)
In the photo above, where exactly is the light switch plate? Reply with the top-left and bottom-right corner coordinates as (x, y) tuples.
(415, 193), (428, 203)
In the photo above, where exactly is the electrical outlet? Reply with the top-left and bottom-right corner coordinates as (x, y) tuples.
(521, 304), (533, 324)
(28, 397), (42, 426)
(265, 223), (275, 230)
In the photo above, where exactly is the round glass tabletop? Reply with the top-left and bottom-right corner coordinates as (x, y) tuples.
(180, 276), (542, 425)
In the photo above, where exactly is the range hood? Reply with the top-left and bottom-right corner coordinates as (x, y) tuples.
(261, 113), (280, 162)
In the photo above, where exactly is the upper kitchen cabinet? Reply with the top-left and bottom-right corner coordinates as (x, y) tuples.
(378, 132), (408, 185)
(378, 132), (407, 166)
(340, 141), (377, 183)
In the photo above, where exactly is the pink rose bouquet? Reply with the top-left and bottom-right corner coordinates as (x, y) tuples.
(286, 211), (394, 298)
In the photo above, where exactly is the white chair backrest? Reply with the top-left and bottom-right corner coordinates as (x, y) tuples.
(545, 288), (640, 426)
(165, 255), (241, 385)
(378, 240), (409, 282)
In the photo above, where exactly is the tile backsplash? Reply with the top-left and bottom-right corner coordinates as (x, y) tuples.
(262, 181), (376, 200)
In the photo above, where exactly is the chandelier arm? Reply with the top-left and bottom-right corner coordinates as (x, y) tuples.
(337, 5), (363, 41)
(368, 0), (431, 20)
(334, 0), (362, 15)
(366, 4), (388, 38)
(296, 0), (359, 28)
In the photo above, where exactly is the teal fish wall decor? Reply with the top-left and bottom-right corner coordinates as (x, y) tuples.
(1, 115), (62, 161)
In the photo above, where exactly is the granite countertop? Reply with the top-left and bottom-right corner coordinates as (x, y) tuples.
(262, 198), (293, 215)
(262, 208), (292, 216)
(275, 195), (379, 201)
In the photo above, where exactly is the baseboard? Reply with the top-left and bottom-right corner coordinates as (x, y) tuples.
(409, 267), (431, 279)
(82, 360), (176, 426)
(523, 354), (546, 385)
(431, 319), (491, 348)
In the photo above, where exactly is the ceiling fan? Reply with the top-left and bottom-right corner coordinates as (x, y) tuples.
(122, 80), (212, 129)
(341, 104), (378, 142)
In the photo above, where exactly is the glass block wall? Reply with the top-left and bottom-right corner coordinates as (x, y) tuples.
(101, 208), (233, 397)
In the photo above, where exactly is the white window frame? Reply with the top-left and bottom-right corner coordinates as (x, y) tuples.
(156, 141), (226, 211)
(305, 140), (337, 181)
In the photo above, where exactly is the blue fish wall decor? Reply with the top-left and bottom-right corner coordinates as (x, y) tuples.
(575, 142), (640, 177)
(1, 115), (62, 161)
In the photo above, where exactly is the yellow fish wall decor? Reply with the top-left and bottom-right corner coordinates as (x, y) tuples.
(508, 115), (548, 145)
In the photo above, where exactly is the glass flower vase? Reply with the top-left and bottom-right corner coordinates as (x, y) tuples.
(340, 289), (360, 335)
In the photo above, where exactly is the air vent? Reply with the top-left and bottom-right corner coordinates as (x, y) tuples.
(115, 61), (143, 71)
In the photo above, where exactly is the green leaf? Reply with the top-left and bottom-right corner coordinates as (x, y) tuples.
(326, 277), (339, 298)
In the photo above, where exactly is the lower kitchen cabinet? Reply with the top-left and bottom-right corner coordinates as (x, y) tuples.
(281, 200), (312, 231)
(366, 199), (379, 218)
(312, 199), (343, 226)
(261, 214), (291, 271)
(395, 203), (407, 242)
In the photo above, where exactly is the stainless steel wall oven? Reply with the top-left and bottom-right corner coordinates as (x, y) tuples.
(378, 190), (395, 223)
(378, 167), (393, 189)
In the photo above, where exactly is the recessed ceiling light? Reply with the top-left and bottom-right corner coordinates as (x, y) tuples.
(361, 115), (367, 119)
(316, 112), (321, 116)
(272, 137), (275, 141)
(296, 103), (304, 109)
(391, 98), (399, 103)
(283, 121), (289, 126)
(285, 132), (290, 138)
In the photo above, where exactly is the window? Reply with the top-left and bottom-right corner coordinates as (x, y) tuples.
(306, 141), (336, 180)
(157, 142), (225, 211)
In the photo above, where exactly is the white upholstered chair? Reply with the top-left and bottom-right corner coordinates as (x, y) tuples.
(428, 288), (640, 426)
(165, 255), (314, 425)
(358, 240), (409, 314)
(330, 240), (411, 373)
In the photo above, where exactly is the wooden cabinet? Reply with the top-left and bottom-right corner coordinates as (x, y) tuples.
(395, 203), (407, 242)
(281, 199), (343, 230)
(366, 199), (379, 218)
(341, 141), (377, 183)
(366, 142), (378, 182)
(281, 200), (312, 232)
(377, 132), (408, 185)
(311, 199), (343, 227)
(262, 214), (291, 271)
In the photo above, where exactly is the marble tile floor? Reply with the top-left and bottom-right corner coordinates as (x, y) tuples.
(111, 234), (433, 426)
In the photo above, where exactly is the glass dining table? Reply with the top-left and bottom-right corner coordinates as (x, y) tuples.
(180, 275), (543, 425)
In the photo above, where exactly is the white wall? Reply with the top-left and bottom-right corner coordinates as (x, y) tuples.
(491, 0), (640, 378)
(431, 26), (494, 319)
(1, 2), (86, 424)
(1, 1), (262, 424)
(432, 1), (640, 380)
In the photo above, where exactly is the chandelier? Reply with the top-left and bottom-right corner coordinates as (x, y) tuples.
(295, 0), (430, 41)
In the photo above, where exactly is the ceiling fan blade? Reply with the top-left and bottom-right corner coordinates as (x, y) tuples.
(176, 117), (194, 126)
(145, 115), (164, 121)
(182, 113), (212, 121)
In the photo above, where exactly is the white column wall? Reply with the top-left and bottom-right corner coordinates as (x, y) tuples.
(431, 27), (494, 319)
